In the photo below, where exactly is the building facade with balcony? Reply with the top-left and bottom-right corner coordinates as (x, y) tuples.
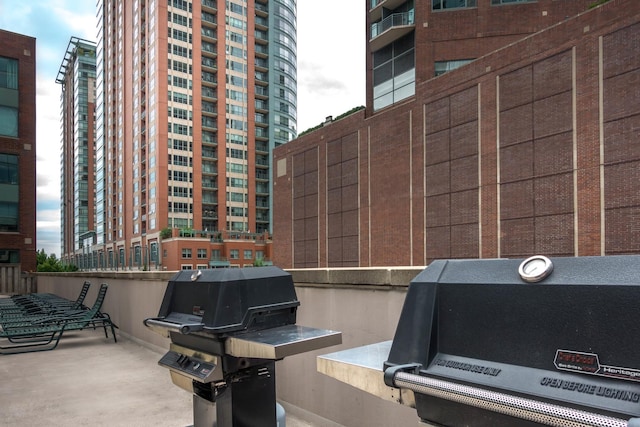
(63, 0), (295, 270)
(0, 30), (37, 275)
(273, 0), (640, 268)
(367, 0), (594, 112)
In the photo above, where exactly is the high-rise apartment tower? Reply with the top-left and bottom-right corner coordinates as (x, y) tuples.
(57, 38), (97, 259)
(82, 0), (296, 269)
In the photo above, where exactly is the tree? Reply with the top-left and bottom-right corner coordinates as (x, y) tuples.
(36, 249), (78, 272)
(160, 227), (172, 239)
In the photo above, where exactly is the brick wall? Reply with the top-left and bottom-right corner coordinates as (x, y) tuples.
(0, 30), (37, 272)
(275, 0), (640, 268)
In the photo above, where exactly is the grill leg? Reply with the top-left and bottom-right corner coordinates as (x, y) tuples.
(193, 394), (217, 427)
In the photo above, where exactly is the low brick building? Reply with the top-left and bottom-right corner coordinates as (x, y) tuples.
(273, 0), (640, 268)
(0, 30), (37, 275)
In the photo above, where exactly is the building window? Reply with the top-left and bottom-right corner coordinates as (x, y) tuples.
(432, 0), (477, 10)
(181, 264), (193, 270)
(373, 32), (415, 111)
(171, 12), (189, 27)
(0, 154), (19, 232)
(0, 154), (18, 184)
(434, 59), (474, 76)
(0, 106), (18, 137)
(150, 242), (158, 262)
(243, 250), (252, 260)
(229, 249), (239, 259)
(0, 57), (18, 89)
(0, 202), (18, 232)
(491, 0), (535, 4)
(197, 248), (207, 259)
(182, 248), (192, 258)
(0, 249), (19, 263)
(172, 0), (191, 12)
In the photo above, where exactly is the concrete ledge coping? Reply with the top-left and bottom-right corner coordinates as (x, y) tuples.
(288, 267), (425, 288)
(36, 271), (177, 281)
(36, 267), (427, 288)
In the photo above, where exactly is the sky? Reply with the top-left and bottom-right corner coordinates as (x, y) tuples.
(0, 0), (365, 257)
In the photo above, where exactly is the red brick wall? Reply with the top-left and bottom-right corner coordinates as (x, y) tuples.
(275, 0), (640, 268)
(0, 30), (37, 271)
(602, 21), (640, 254)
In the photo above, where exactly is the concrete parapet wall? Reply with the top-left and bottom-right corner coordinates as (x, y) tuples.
(36, 267), (425, 426)
(36, 271), (175, 351)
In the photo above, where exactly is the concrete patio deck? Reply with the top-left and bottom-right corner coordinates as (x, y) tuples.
(0, 329), (336, 426)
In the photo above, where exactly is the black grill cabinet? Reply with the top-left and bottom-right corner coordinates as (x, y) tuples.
(145, 266), (341, 427)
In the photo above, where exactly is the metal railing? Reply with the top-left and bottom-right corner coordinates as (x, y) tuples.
(371, 10), (414, 38)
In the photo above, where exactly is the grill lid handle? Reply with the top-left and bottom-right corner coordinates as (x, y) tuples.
(385, 368), (633, 427)
(144, 318), (205, 335)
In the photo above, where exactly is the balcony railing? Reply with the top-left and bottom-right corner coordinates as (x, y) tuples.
(255, 58), (268, 70)
(255, 71), (268, 82)
(255, 45), (269, 56)
(202, 149), (217, 159)
(202, 71), (217, 84)
(256, 141), (268, 152)
(202, 86), (216, 99)
(255, 3), (268, 14)
(202, 42), (216, 56)
(370, 10), (414, 39)
(256, 130), (269, 140)
(255, 30), (268, 41)
(202, 0), (217, 10)
(255, 16), (268, 27)
(202, 12), (216, 25)
(202, 101), (217, 114)
(255, 86), (269, 97)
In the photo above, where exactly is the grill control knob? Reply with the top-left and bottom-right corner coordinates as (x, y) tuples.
(177, 354), (190, 367)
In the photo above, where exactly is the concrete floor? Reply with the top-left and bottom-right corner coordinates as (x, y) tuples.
(0, 329), (328, 427)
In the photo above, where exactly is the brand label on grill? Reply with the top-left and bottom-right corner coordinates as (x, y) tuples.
(193, 305), (205, 316)
(554, 349), (640, 383)
(434, 358), (502, 377)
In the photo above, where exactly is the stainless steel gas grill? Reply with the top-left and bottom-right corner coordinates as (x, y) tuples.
(318, 255), (640, 427)
(145, 266), (341, 427)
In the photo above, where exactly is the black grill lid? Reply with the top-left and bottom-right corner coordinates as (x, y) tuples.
(385, 255), (640, 423)
(154, 266), (299, 334)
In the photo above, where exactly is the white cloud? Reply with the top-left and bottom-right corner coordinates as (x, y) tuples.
(52, 5), (97, 41)
(296, 2), (365, 131)
(36, 73), (62, 204)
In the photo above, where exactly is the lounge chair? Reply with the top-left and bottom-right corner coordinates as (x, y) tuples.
(1, 283), (92, 320)
(0, 282), (91, 317)
(0, 283), (118, 355)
